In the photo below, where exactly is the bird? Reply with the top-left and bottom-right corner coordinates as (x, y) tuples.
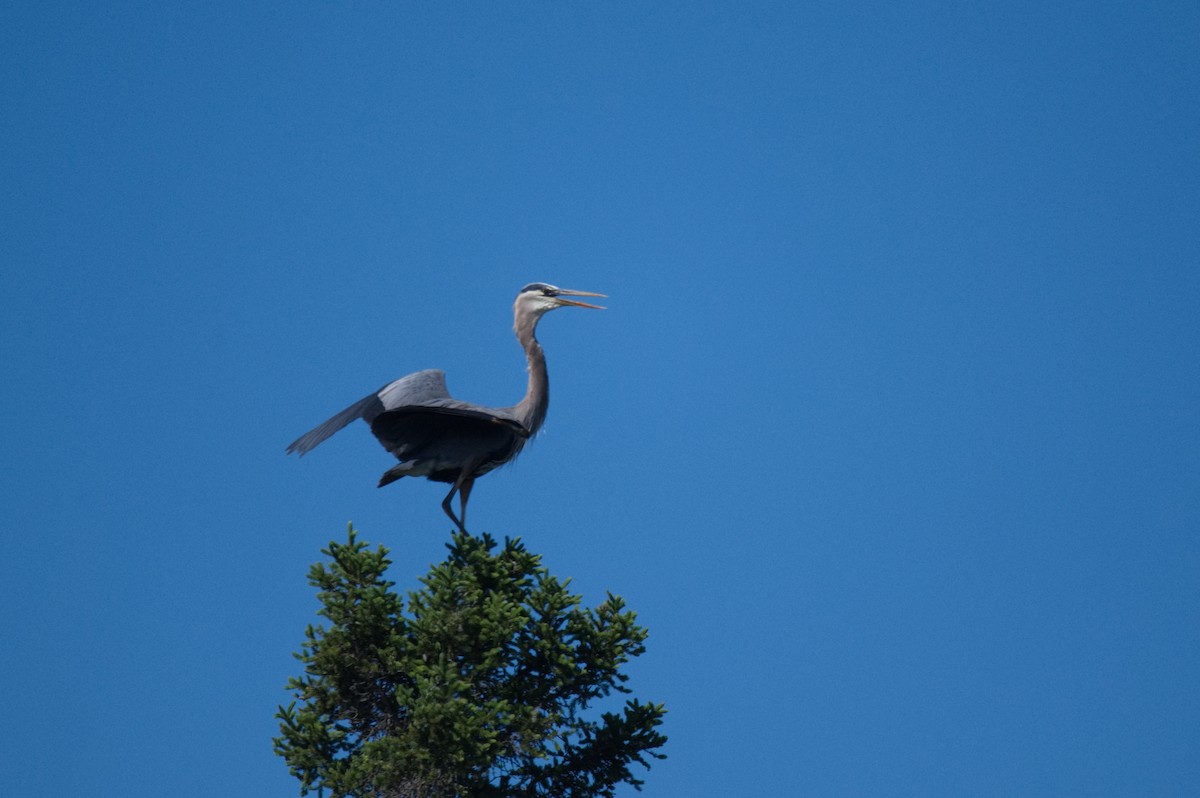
(286, 282), (605, 531)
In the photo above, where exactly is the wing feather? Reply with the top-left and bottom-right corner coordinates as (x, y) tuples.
(286, 369), (528, 458)
(373, 370), (527, 433)
(286, 393), (383, 456)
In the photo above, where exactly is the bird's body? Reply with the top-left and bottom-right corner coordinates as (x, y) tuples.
(287, 283), (604, 530)
(287, 369), (529, 486)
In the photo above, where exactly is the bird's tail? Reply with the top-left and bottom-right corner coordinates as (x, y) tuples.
(378, 462), (417, 488)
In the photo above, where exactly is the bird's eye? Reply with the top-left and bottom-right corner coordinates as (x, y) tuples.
(542, 288), (555, 297)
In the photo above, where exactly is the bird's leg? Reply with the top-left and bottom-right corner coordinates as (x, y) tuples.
(442, 467), (480, 533)
(441, 484), (466, 533)
(441, 469), (479, 534)
(458, 477), (475, 532)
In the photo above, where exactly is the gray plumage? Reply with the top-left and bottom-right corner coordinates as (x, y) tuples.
(286, 283), (604, 531)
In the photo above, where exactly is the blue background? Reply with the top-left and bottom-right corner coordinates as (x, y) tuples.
(3, 3), (1198, 795)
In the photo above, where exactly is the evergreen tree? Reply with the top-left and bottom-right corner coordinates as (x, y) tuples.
(275, 526), (667, 797)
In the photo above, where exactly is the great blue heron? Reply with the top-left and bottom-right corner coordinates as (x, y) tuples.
(286, 282), (605, 531)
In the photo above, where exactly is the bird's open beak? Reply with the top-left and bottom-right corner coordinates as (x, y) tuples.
(554, 289), (607, 310)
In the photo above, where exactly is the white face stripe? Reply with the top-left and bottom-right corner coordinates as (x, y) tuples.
(514, 288), (562, 315)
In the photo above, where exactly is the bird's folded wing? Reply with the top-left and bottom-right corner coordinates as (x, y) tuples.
(370, 406), (530, 442)
(286, 369), (530, 459)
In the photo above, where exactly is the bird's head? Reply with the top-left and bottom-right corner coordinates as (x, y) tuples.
(514, 283), (606, 322)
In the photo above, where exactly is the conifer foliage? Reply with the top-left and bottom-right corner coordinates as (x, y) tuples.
(275, 526), (667, 797)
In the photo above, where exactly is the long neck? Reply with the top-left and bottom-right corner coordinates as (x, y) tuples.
(513, 316), (549, 434)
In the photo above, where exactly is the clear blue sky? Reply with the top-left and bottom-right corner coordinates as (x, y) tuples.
(3, 3), (1198, 795)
